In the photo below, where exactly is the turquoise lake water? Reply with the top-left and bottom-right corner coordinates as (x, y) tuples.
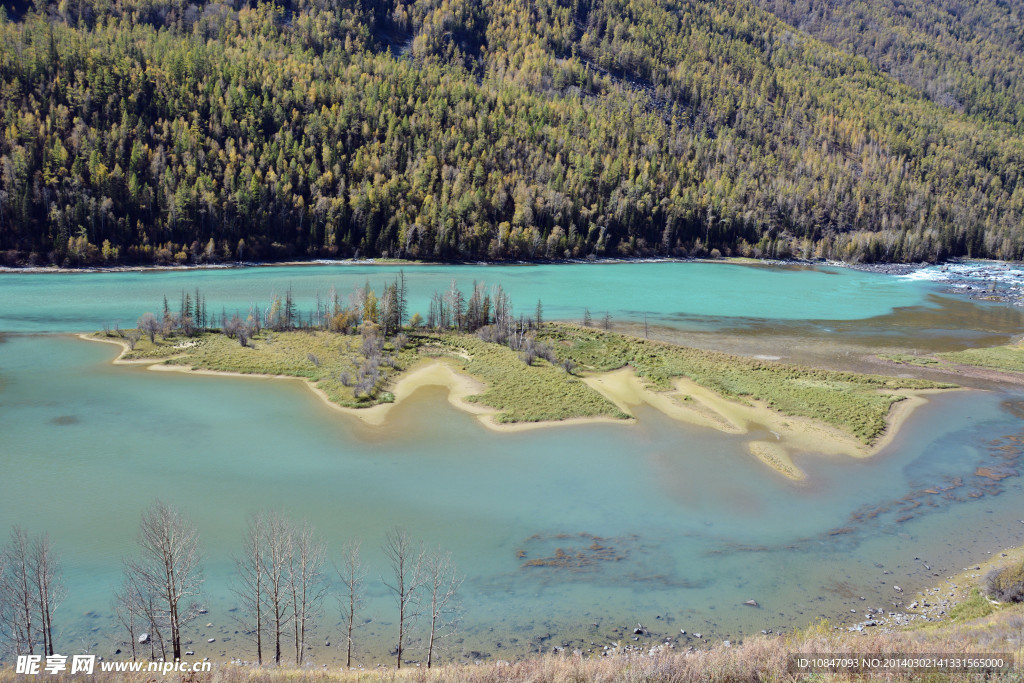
(1, 261), (1024, 664)
(0, 261), (933, 333)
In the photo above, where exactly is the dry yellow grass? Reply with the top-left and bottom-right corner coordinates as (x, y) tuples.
(6, 621), (1020, 683)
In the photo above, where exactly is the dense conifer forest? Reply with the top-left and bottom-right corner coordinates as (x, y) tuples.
(754, 0), (1024, 129)
(1, 0), (1023, 266)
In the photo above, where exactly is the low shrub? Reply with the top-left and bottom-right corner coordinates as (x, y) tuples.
(985, 560), (1024, 603)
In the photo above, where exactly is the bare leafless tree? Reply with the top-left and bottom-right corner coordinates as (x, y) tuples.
(137, 313), (160, 343)
(381, 528), (425, 669)
(113, 566), (167, 662)
(424, 548), (462, 668)
(234, 512), (326, 666)
(31, 534), (63, 656)
(232, 513), (267, 664)
(124, 501), (203, 661)
(262, 511), (294, 664)
(0, 528), (64, 658)
(336, 539), (365, 668)
(127, 574), (168, 661)
(287, 520), (327, 666)
(0, 527), (34, 655)
(112, 577), (140, 662)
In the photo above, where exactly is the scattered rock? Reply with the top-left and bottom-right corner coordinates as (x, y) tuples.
(893, 586), (903, 592)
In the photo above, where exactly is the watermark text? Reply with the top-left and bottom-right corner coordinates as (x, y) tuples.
(16, 654), (212, 676)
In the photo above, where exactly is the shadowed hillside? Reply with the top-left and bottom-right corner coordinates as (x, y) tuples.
(2, 0), (1024, 266)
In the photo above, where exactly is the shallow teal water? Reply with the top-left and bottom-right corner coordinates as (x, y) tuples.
(1, 262), (1024, 664)
(1, 332), (1023, 663)
(0, 262), (932, 333)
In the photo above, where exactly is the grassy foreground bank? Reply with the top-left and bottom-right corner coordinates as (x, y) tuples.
(4, 591), (1021, 682)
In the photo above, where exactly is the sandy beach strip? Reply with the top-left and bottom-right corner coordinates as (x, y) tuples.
(580, 365), (956, 479)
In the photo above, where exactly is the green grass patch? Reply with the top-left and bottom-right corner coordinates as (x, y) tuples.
(940, 343), (1024, 373)
(542, 325), (954, 444)
(428, 334), (629, 423)
(948, 588), (995, 622)
(878, 353), (946, 367)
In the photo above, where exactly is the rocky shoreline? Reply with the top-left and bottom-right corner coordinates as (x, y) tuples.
(927, 261), (1024, 307)
(834, 261), (931, 276)
(833, 258), (1024, 307)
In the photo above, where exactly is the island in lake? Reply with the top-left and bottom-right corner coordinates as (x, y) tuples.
(85, 277), (956, 481)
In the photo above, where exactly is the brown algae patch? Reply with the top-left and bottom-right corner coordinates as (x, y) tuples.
(519, 533), (629, 571)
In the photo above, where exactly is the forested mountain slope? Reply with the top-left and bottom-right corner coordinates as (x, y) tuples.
(1, 0), (1022, 266)
(755, 0), (1024, 129)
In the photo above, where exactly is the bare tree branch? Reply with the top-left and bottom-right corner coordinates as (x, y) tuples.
(232, 512), (267, 664)
(424, 547), (463, 669)
(288, 519), (327, 666)
(336, 539), (366, 668)
(381, 527), (426, 669)
(260, 511), (294, 665)
(0, 528), (64, 658)
(124, 501), (203, 661)
(0, 527), (34, 656)
(31, 533), (64, 656)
